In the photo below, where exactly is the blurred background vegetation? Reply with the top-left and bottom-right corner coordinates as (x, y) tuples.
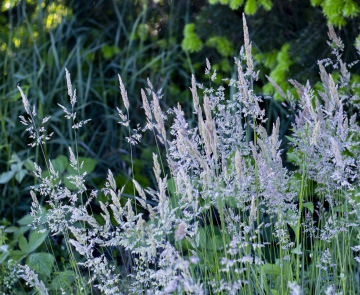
(1, 0), (360, 229)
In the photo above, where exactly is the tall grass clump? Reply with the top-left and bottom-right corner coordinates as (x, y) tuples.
(6, 16), (360, 294)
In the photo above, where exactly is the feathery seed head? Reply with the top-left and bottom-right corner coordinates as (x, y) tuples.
(190, 74), (199, 113)
(152, 92), (166, 143)
(141, 88), (153, 129)
(242, 13), (253, 75)
(17, 85), (31, 115)
(118, 74), (129, 111)
(311, 120), (321, 146)
(107, 169), (117, 191)
(133, 179), (147, 200)
(153, 153), (161, 186)
(175, 222), (187, 241)
(328, 23), (341, 48)
(235, 150), (243, 180)
(249, 195), (257, 225)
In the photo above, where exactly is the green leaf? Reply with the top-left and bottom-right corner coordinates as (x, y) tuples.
(14, 226), (30, 239)
(15, 169), (27, 183)
(66, 157), (97, 174)
(271, 290), (279, 295)
(64, 157), (97, 190)
(244, 0), (257, 15)
(0, 251), (9, 263)
(52, 155), (68, 174)
(206, 36), (234, 57)
(262, 264), (281, 276)
(9, 250), (27, 261)
(27, 230), (49, 253)
(26, 253), (55, 278)
(4, 226), (19, 233)
(303, 202), (314, 214)
(19, 236), (28, 253)
(292, 243), (302, 255)
(0, 170), (15, 184)
(25, 159), (35, 171)
(181, 24), (204, 53)
(17, 214), (34, 226)
(229, 0), (245, 10)
(51, 271), (75, 291)
(259, 0), (272, 10)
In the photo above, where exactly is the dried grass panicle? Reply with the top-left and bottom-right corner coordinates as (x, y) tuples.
(190, 74), (199, 113)
(152, 91), (166, 144)
(141, 88), (153, 130)
(242, 13), (253, 76)
(118, 74), (129, 111)
(327, 22), (342, 49)
(266, 75), (286, 100)
(17, 85), (31, 115)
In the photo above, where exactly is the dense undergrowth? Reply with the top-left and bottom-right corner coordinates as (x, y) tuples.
(2, 14), (360, 295)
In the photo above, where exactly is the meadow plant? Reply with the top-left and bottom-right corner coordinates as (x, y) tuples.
(10, 15), (360, 294)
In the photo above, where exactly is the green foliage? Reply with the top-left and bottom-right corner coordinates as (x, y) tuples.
(210, 0), (272, 14)
(245, 0), (258, 15)
(302, 202), (314, 213)
(26, 253), (55, 278)
(263, 43), (294, 100)
(206, 36), (234, 57)
(182, 23), (204, 53)
(262, 263), (281, 276)
(0, 154), (29, 184)
(101, 45), (121, 59)
(230, 0), (245, 10)
(311, 0), (360, 27)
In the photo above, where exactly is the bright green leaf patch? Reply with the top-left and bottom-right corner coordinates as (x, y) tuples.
(26, 252), (55, 278)
(303, 202), (314, 214)
(262, 263), (281, 276)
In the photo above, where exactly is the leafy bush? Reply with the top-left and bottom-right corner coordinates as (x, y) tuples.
(2, 15), (360, 295)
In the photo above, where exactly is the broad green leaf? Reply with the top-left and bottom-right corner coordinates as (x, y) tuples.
(271, 290), (279, 295)
(19, 236), (28, 253)
(52, 155), (68, 174)
(303, 202), (314, 214)
(0, 245), (9, 252)
(14, 226), (30, 239)
(262, 264), (281, 276)
(67, 157), (97, 174)
(26, 253), (55, 278)
(10, 162), (22, 172)
(64, 157), (97, 190)
(0, 170), (15, 184)
(15, 169), (27, 183)
(181, 24), (203, 53)
(4, 226), (19, 233)
(25, 159), (35, 171)
(0, 251), (9, 263)
(9, 250), (27, 261)
(51, 271), (75, 291)
(27, 230), (49, 253)
(17, 214), (33, 226)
